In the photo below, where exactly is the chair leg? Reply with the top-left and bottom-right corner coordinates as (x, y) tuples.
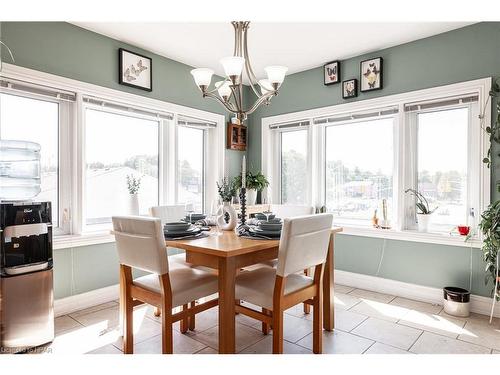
(120, 266), (134, 354)
(272, 309), (284, 354)
(189, 301), (196, 331)
(180, 304), (189, 334)
(262, 308), (271, 335)
(303, 268), (311, 314)
(153, 307), (161, 317)
(313, 294), (323, 354)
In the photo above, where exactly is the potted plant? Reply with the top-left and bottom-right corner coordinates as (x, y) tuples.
(405, 188), (437, 232)
(216, 178), (237, 230)
(232, 171), (269, 206)
(478, 200), (500, 300)
(126, 174), (141, 215)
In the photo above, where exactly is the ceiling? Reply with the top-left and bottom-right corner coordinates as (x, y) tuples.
(73, 22), (474, 83)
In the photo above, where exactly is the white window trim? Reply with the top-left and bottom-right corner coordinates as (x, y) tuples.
(262, 78), (491, 248)
(1, 63), (225, 249)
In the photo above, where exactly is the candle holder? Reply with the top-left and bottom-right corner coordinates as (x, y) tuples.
(238, 187), (249, 229)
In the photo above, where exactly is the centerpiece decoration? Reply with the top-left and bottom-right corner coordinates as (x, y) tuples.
(126, 174), (141, 215)
(232, 170), (269, 206)
(216, 177), (237, 231)
(238, 155), (248, 229)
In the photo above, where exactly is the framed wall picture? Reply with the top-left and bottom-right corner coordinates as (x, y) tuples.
(342, 79), (358, 99)
(119, 48), (152, 91)
(360, 57), (383, 92)
(324, 60), (340, 85)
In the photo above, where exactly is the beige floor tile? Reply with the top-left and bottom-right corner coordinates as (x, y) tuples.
(335, 284), (355, 294)
(55, 315), (83, 335)
(253, 313), (313, 343)
(352, 317), (422, 350)
(196, 346), (218, 354)
(240, 336), (312, 354)
(133, 331), (207, 354)
(284, 303), (310, 319)
(398, 310), (466, 338)
(304, 307), (367, 332)
(68, 302), (118, 318)
(113, 316), (163, 346)
(349, 300), (409, 323)
(334, 293), (362, 310)
(364, 342), (411, 354)
(296, 329), (373, 354)
(439, 311), (500, 327)
(86, 344), (122, 354)
(187, 323), (265, 352)
(389, 297), (443, 314)
(349, 289), (396, 303)
(458, 321), (500, 351)
(70, 305), (120, 329)
(492, 349), (500, 354)
(410, 332), (491, 354)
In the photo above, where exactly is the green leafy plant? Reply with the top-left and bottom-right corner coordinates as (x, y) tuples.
(480, 78), (500, 174)
(405, 188), (437, 214)
(478, 200), (500, 300)
(216, 178), (236, 202)
(126, 175), (142, 194)
(232, 171), (269, 191)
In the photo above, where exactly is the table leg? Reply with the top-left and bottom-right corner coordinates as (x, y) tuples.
(323, 233), (335, 331)
(218, 257), (236, 353)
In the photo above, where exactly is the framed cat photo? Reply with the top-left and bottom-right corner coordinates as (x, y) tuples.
(342, 79), (358, 99)
(119, 48), (153, 91)
(323, 60), (340, 85)
(360, 57), (383, 92)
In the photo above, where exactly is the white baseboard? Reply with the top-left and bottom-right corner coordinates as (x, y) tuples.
(54, 271), (500, 319)
(335, 270), (500, 318)
(54, 284), (119, 317)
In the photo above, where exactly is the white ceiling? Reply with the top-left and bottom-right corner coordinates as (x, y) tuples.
(73, 22), (473, 82)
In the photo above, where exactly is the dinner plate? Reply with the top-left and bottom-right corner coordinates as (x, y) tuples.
(249, 227), (281, 237)
(164, 222), (191, 232)
(254, 213), (276, 221)
(164, 227), (201, 237)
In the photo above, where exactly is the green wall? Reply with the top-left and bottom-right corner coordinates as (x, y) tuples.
(247, 22), (500, 298)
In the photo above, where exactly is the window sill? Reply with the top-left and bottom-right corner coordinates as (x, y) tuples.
(338, 225), (482, 248)
(53, 231), (114, 250)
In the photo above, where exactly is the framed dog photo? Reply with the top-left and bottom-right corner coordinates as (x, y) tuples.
(360, 57), (383, 92)
(119, 48), (152, 91)
(324, 60), (340, 85)
(342, 79), (358, 99)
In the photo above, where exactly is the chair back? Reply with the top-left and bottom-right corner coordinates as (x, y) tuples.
(149, 205), (185, 225)
(270, 204), (315, 219)
(276, 214), (333, 277)
(112, 216), (168, 275)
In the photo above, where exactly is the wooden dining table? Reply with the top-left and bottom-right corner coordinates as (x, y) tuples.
(166, 226), (343, 354)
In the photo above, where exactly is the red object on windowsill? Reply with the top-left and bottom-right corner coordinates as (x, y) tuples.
(457, 225), (470, 236)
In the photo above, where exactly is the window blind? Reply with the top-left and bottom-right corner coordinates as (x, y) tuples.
(0, 78), (76, 102)
(269, 120), (310, 130)
(313, 106), (399, 125)
(83, 96), (174, 121)
(177, 115), (217, 128)
(404, 94), (479, 113)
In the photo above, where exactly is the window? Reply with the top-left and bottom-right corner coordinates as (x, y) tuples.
(280, 129), (308, 204)
(414, 107), (470, 232)
(0, 93), (60, 227)
(325, 117), (394, 225)
(177, 125), (205, 212)
(84, 107), (159, 229)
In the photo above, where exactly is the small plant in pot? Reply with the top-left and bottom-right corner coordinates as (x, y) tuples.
(232, 171), (269, 206)
(405, 188), (437, 232)
(478, 200), (500, 300)
(126, 174), (142, 215)
(216, 178), (237, 230)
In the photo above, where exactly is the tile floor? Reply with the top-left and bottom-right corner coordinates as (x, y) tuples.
(37, 285), (500, 354)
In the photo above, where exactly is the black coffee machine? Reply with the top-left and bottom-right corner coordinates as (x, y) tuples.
(0, 201), (54, 353)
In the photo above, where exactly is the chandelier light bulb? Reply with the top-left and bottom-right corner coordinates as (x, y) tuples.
(264, 66), (288, 85)
(215, 81), (232, 100)
(258, 79), (274, 95)
(190, 68), (214, 88)
(220, 56), (245, 78)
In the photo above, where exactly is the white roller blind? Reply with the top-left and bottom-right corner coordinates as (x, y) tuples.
(0, 78), (76, 102)
(269, 119), (310, 130)
(313, 106), (399, 125)
(83, 95), (174, 121)
(404, 94), (478, 113)
(177, 115), (216, 128)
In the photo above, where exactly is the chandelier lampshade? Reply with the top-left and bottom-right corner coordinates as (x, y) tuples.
(190, 21), (287, 123)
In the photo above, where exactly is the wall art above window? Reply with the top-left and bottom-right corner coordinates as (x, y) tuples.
(324, 60), (340, 85)
(360, 57), (383, 92)
(119, 48), (153, 91)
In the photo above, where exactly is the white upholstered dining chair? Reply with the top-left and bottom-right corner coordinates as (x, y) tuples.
(269, 204), (315, 218)
(112, 216), (218, 354)
(149, 204), (185, 225)
(235, 213), (333, 354)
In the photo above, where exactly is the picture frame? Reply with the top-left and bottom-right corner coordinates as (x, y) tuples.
(360, 57), (383, 92)
(119, 48), (153, 92)
(324, 60), (340, 85)
(342, 79), (358, 99)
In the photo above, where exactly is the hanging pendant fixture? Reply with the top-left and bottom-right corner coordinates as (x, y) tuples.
(190, 21), (287, 124)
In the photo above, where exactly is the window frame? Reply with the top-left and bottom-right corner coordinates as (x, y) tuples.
(1, 63), (225, 248)
(262, 78), (491, 248)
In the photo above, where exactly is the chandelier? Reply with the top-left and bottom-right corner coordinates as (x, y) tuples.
(190, 21), (287, 123)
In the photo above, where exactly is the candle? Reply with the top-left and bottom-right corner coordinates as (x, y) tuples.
(241, 155), (246, 188)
